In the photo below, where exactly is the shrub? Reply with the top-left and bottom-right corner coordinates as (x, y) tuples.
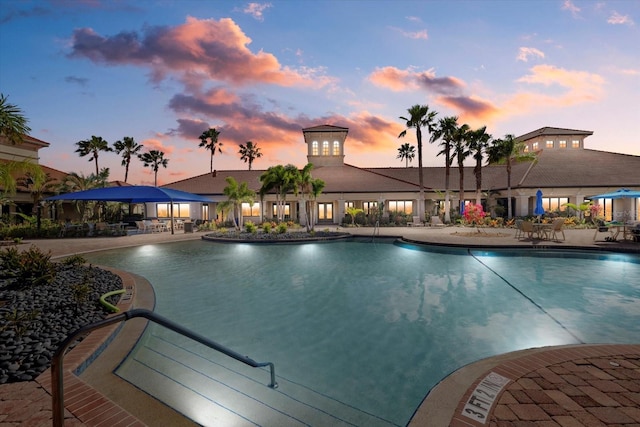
(61, 254), (87, 267)
(245, 220), (257, 233)
(262, 222), (272, 233)
(277, 222), (288, 234)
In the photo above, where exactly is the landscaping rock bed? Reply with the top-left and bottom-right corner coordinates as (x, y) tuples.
(0, 264), (122, 384)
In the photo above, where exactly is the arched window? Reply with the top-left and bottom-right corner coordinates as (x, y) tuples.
(312, 141), (318, 156)
(322, 141), (329, 155)
(333, 141), (340, 155)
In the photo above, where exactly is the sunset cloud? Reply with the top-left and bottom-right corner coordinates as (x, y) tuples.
(517, 64), (605, 103)
(369, 66), (465, 95)
(516, 47), (545, 62)
(391, 27), (428, 40)
(561, 0), (580, 17)
(68, 16), (331, 88)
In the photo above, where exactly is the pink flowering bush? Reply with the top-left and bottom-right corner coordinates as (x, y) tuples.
(589, 203), (603, 218)
(463, 203), (486, 226)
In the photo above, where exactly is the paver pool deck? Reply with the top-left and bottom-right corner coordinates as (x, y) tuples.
(1, 226), (639, 426)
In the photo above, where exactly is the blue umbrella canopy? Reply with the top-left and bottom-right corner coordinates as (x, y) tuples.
(534, 189), (545, 216)
(588, 188), (640, 200)
(45, 186), (211, 203)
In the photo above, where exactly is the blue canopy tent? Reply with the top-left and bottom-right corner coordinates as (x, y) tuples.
(45, 186), (212, 234)
(534, 189), (545, 218)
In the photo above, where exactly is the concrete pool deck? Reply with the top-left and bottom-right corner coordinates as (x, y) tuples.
(1, 226), (639, 426)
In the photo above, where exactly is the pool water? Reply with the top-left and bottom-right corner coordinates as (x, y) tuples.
(84, 239), (640, 426)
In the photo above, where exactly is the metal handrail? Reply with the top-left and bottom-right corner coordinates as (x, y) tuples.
(52, 308), (277, 426)
(372, 220), (380, 241)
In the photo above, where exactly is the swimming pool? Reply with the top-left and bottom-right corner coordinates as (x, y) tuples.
(84, 239), (640, 426)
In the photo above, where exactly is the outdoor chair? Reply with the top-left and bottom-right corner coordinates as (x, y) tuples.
(135, 221), (150, 234)
(593, 219), (612, 241)
(514, 219), (524, 239)
(520, 220), (534, 240)
(550, 218), (565, 241)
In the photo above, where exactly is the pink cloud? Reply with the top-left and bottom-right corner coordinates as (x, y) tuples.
(369, 66), (465, 94)
(517, 64), (605, 103)
(516, 47), (545, 62)
(69, 17), (331, 88)
(608, 11), (634, 26)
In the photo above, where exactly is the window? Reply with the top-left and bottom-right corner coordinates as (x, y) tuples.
(242, 202), (260, 216)
(572, 140), (580, 148)
(322, 141), (329, 155)
(344, 201), (354, 210)
(202, 204), (209, 221)
(559, 140), (566, 148)
(541, 197), (569, 212)
(363, 201), (378, 215)
(388, 200), (412, 214)
(532, 142), (539, 150)
(546, 140), (554, 148)
(524, 145), (529, 153)
(312, 141), (318, 156)
(333, 141), (340, 155)
(157, 203), (190, 218)
(273, 203), (290, 219)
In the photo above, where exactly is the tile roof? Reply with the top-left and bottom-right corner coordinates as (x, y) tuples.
(516, 126), (593, 141)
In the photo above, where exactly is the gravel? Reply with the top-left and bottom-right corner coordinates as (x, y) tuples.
(0, 264), (123, 384)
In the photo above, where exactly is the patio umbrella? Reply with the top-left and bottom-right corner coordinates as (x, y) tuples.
(588, 188), (640, 200)
(45, 186), (212, 234)
(534, 189), (545, 218)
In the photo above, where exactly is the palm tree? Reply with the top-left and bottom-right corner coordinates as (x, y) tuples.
(487, 134), (536, 219)
(452, 123), (471, 214)
(431, 116), (458, 223)
(259, 164), (298, 222)
(138, 150), (169, 186)
(238, 141), (262, 170)
(468, 126), (491, 205)
(17, 168), (56, 215)
(217, 176), (255, 229)
(113, 136), (143, 183)
(75, 135), (112, 175)
(398, 104), (438, 220)
(57, 171), (109, 221)
(308, 178), (325, 231)
(0, 93), (31, 144)
(396, 142), (416, 168)
(198, 128), (223, 174)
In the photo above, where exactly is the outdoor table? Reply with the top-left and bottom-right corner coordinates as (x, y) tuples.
(533, 223), (552, 240)
(108, 222), (128, 236)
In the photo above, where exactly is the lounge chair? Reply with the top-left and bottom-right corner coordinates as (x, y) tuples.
(550, 218), (565, 241)
(407, 216), (424, 227)
(135, 220), (151, 234)
(429, 216), (446, 227)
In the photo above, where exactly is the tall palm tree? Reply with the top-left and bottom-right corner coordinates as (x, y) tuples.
(198, 128), (223, 174)
(138, 150), (169, 187)
(238, 141), (262, 170)
(487, 134), (536, 219)
(113, 136), (143, 183)
(452, 123), (471, 214)
(0, 93), (31, 144)
(75, 135), (112, 176)
(217, 176), (255, 229)
(431, 116), (458, 223)
(398, 104), (438, 220)
(468, 126), (491, 205)
(396, 142), (416, 168)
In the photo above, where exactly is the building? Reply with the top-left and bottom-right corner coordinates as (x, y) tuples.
(163, 125), (640, 225)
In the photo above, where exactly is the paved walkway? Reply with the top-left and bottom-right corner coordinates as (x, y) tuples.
(1, 227), (638, 426)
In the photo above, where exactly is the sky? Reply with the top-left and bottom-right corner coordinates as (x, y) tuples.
(1, 0), (639, 186)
